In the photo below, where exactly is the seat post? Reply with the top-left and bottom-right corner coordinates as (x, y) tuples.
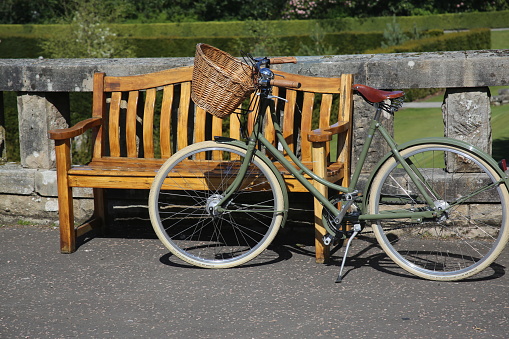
(373, 102), (383, 122)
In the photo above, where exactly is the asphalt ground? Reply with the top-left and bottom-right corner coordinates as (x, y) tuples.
(1, 222), (508, 338)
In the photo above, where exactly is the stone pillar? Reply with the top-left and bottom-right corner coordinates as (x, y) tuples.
(17, 92), (70, 169)
(0, 92), (6, 162)
(442, 87), (491, 153)
(351, 94), (394, 174)
(442, 87), (491, 171)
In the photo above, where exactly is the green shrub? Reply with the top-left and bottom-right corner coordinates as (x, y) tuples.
(1, 10), (508, 39)
(126, 31), (386, 57)
(0, 37), (42, 58)
(366, 28), (490, 54)
(2, 92), (20, 162)
(402, 88), (444, 102)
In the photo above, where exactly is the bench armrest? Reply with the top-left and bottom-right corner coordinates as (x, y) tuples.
(307, 121), (350, 143)
(49, 117), (103, 140)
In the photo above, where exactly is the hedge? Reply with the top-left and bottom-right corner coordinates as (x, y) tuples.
(0, 29), (489, 59)
(0, 14), (496, 58)
(366, 28), (491, 54)
(0, 10), (507, 39)
(0, 37), (43, 58)
(129, 32), (385, 57)
(0, 31), (386, 58)
(0, 24), (70, 37)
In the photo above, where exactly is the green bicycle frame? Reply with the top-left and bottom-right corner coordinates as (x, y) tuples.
(216, 94), (507, 236)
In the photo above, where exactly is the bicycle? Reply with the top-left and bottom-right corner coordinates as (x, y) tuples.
(148, 44), (509, 282)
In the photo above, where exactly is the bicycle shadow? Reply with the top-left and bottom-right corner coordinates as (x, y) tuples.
(326, 235), (506, 282)
(101, 214), (506, 281)
(157, 222), (313, 269)
(159, 243), (293, 269)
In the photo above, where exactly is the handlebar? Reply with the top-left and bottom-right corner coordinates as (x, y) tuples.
(270, 79), (301, 89)
(250, 54), (300, 89)
(268, 57), (297, 64)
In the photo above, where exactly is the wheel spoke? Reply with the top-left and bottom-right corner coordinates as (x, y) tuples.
(369, 144), (509, 280)
(149, 141), (284, 268)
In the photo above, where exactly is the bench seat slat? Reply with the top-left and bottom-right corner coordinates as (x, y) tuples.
(68, 163), (345, 193)
(69, 158), (344, 179)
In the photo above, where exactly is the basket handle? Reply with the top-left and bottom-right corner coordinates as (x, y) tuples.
(269, 57), (297, 64)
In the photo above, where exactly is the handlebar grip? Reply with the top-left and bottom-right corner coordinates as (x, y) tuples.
(270, 79), (301, 89)
(269, 57), (297, 64)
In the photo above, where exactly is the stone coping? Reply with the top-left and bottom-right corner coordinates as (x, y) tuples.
(1, 50), (508, 92)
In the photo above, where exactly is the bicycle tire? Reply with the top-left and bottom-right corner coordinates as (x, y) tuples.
(368, 143), (509, 281)
(149, 141), (285, 268)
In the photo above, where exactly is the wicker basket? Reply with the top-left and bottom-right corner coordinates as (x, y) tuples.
(191, 43), (256, 118)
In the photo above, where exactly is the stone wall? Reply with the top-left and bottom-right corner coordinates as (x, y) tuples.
(0, 50), (508, 224)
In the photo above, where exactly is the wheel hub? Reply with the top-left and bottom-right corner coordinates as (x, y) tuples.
(206, 194), (224, 217)
(434, 200), (450, 222)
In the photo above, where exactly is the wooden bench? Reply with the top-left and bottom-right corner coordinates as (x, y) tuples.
(49, 66), (354, 263)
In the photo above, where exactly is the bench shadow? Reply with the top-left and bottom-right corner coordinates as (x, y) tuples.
(77, 207), (506, 280)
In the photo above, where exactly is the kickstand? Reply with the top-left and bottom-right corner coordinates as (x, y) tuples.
(335, 224), (361, 283)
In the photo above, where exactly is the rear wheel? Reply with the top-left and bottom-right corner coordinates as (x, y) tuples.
(368, 143), (509, 280)
(149, 141), (285, 268)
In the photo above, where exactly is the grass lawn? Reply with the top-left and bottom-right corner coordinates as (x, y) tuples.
(394, 107), (443, 143)
(491, 30), (509, 49)
(395, 102), (509, 162)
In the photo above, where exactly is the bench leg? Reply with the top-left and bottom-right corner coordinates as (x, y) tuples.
(93, 188), (107, 234)
(312, 142), (330, 263)
(55, 139), (76, 253)
(58, 185), (76, 253)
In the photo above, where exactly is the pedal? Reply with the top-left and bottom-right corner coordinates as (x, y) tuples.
(323, 234), (335, 246)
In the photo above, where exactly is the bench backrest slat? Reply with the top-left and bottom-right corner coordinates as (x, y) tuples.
(143, 88), (157, 158)
(126, 91), (139, 158)
(177, 82), (191, 151)
(89, 66), (353, 171)
(160, 84), (174, 158)
(108, 91), (122, 157)
(282, 89), (297, 159)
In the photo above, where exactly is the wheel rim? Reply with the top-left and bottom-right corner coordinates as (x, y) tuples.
(150, 143), (284, 268)
(370, 144), (509, 279)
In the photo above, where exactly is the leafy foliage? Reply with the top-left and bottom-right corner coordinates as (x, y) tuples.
(38, 0), (134, 58)
(231, 20), (290, 56)
(368, 28), (491, 54)
(1, 0), (509, 24)
(298, 24), (339, 55)
(381, 17), (409, 48)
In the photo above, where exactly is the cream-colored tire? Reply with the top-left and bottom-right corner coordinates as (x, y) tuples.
(369, 143), (509, 281)
(149, 141), (285, 268)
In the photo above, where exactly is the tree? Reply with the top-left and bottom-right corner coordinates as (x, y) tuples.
(298, 24), (338, 55)
(381, 16), (409, 48)
(0, 0), (74, 24)
(2, 0), (509, 24)
(39, 0), (134, 58)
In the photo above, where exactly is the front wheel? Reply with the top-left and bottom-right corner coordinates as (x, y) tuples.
(368, 143), (509, 281)
(149, 141), (285, 268)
